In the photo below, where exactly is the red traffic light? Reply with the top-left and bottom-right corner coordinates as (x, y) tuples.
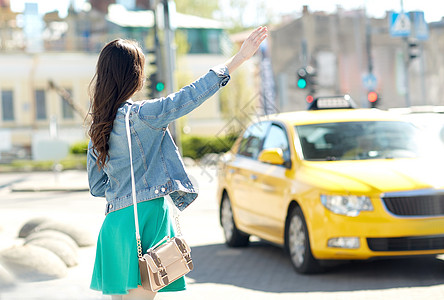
(367, 91), (378, 102)
(306, 95), (314, 103)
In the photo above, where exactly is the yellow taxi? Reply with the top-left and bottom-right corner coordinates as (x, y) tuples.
(217, 96), (444, 273)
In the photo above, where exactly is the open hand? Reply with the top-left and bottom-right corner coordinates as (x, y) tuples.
(238, 26), (268, 61)
(225, 26), (268, 74)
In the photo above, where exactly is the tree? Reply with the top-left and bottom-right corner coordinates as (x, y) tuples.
(219, 63), (255, 128)
(221, 0), (249, 33)
(174, 0), (220, 19)
(220, 0), (276, 33)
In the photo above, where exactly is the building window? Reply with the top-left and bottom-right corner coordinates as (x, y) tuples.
(186, 29), (222, 54)
(1, 90), (14, 121)
(35, 89), (47, 120)
(61, 89), (74, 119)
(207, 30), (221, 54)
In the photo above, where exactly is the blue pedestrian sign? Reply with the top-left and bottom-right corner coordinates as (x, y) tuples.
(389, 12), (411, 37)
(362, 73), (377, 90)
(412, 11), (429, 40)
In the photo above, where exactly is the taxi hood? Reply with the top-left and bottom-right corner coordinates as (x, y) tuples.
(303, 158), (444, 193)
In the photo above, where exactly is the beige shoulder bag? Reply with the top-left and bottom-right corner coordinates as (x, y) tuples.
(125, 107), (193, 292)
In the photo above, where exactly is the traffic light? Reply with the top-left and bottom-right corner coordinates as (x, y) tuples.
(155, 81), (165, 93)
(408, 40), (420, 60)
(146, 48), (165, 98)
(297, 77), (307, 89)
(147, 72), (165, 98)
(297, 66), (316, 92)
(297, 68), (308, 89)
(297, 68), (307, 89)
(367, 91), (379, 108)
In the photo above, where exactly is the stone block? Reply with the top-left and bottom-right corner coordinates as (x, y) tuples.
(35, 221), (95, 247)
(0, 262), (15, 289)
(25, 230), (79, 253)
(18, 217), (52, 238)
(0, 244), (67, 281)
(26, 238), (78, 267)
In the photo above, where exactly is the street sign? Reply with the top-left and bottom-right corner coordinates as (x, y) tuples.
(33, 139), (69, 161)
(411, 11), (429, 40)
(389, 12), (411, 37)
(0, 129), (11, 151)
(362, 73), (377, 90)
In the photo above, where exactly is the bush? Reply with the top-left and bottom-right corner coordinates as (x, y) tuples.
(66, 135), (239, 162)
(8, 155), (87, 171)
(181, 134), (238, 160)
(70, 140), (89, 155)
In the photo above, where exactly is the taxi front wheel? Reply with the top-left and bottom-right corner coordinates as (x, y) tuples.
(286, 206), (321, 274)
(220, 193), (250, 247)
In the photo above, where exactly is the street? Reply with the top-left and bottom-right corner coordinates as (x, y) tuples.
(0, 168), (443, 300)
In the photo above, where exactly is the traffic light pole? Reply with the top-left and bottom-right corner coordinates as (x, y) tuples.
(364, 2), (379, 108)
(147, 11), (163, 99)
(162, 0), (181, 151)
(403, 36), (411, 107)
(163, 0), (176, 97)
(400, 0), (411, 107)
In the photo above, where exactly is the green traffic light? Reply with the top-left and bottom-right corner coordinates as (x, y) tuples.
(297, 78), (307, 89)
(155, 82), (165, 92)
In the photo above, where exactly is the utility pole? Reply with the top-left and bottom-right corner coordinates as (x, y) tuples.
(400, 0), (411, 107)
(402, 40), (411, 107)
(363, 1), (379, 108)
(163, 0), (176, 99)
(162, 0), (181, 151)
(365, 9), (373, 80)
(419, 42), (427, 105)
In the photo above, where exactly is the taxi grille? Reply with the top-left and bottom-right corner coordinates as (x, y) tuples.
(367, 235), (444, 252)
(382, 194), (444, 216)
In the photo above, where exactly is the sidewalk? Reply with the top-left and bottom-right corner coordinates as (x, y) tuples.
(0, 170), (99, 299)
(0, 168), (443, 300)
(0, 167), (220, 300)
(8, 170), (89, 192)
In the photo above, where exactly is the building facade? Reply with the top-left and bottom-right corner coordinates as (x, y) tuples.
(270, 6), (444, 112)
(0, 3), (238, 160)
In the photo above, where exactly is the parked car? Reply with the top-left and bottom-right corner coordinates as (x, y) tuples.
(390, 106), (444, 151)
(217, 96), (444, 274)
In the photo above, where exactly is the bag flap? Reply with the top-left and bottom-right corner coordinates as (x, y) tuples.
(154, 242), (183, 266)
(142, 253), (160, 272)
(174, 237), (191, 254)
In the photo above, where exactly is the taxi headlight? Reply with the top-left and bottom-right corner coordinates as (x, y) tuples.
(321, 194), (373, 216)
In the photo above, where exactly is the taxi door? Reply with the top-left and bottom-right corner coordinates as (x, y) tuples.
(247, 123), (292, 242)
(226, 121), (271, 229)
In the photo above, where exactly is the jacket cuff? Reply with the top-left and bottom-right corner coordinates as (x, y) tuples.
(210, 64), (231, 87)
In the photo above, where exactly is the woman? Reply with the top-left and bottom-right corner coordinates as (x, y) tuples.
(87, 26), (267, 299)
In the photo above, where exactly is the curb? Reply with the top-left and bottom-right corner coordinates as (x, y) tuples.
(10, 186), (89, 192)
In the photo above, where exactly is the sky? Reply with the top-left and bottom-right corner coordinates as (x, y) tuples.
(9, 0), (444, 23)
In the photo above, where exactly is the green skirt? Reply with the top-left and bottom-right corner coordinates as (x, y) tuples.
(90, 197), (186, 295)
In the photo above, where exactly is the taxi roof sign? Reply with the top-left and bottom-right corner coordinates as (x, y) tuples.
(308, 95), (357, 110)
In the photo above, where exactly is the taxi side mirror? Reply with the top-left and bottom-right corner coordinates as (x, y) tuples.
(258, 148), (285, 165)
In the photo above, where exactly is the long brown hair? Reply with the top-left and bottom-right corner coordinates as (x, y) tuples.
(88, 39), (145, 168)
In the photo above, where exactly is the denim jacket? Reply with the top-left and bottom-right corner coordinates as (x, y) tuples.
(87, 65), (230, 215)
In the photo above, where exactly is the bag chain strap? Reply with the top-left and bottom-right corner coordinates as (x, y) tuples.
(137, 239), (143, 259)
(175, 214), (182, 236)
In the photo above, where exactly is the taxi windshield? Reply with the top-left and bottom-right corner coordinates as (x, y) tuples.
(295, 121), (427, 161)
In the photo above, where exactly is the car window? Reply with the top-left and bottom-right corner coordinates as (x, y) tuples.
(238, 121), (271, 159)
(262, 124), (291, 162)
(295, 121), (423, 161)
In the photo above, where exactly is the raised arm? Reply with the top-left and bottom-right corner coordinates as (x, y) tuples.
(137, 26), (268, 128)
(225, 26), (268, 74)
